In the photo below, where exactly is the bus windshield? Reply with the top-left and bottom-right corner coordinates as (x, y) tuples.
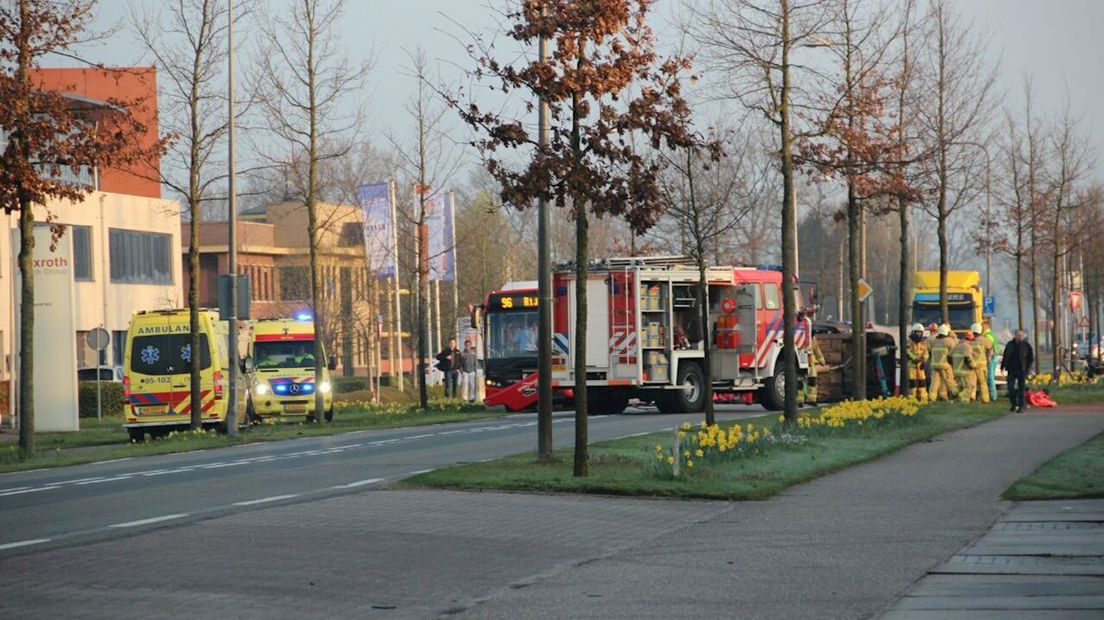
(912, 303), (976, 331)
(486, 310), (538, 359)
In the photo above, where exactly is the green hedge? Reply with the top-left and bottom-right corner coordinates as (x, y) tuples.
(332, 376), (374, 394)
(78, 381), (126, 418)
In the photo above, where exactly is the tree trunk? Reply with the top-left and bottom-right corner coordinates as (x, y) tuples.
(17, 201), (35, 456)
(780, 0), (799, 420)
(898, 194), (910, 397)
(687, 149), (715, 426)
(189, 205), (202, 430)
(417, 219), (429, 409)
(1052, 232), (1061, 377)
(847, 184), (865, 400)
(573, 207), (588, 477)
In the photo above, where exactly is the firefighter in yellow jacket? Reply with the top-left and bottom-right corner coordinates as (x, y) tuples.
(929, 325), (958, 401)
(951, 332), (978, 402)
(906, 323), (929, 403)
(969, 322), (991, 403)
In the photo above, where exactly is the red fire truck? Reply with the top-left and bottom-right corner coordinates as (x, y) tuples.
(551, 256), (810, 414)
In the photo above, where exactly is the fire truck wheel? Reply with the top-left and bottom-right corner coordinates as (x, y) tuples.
(759, 363), (786, 411)
(127, 428), (145, 443)
(670, 362), (706, 413)
(588, 389), (629, 415)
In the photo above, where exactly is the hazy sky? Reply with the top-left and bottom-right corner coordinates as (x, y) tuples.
(79, 0), (1101, 187)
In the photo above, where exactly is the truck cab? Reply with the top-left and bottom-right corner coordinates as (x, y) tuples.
(911, 271), (983, 337)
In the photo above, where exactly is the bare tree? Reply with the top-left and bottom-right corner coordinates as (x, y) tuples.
(691, 0), (833, 419)
(131, 0), (250, 431)
(659, 128), (742, 424)
(252, 0), (372, 423)
(915, 0), (997, 324)
(1042, 105), (1095, 378)
(389, 48), (463, 409)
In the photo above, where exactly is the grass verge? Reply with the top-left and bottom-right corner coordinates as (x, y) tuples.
(1004, 430), (1104, 501)
(400, 401), (1007, 501)
(0, 401), (507, 474)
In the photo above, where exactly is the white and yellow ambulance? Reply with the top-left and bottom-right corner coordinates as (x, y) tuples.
(122, 308), (249, 441)
(247, 316), (334, 422)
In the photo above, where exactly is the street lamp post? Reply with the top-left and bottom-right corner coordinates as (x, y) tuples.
(225, 0), (239, 436)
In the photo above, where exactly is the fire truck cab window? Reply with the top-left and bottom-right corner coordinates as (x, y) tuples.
(763, 283), (780, 310)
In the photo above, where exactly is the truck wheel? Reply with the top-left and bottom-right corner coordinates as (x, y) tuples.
(671, 362), (706, 413)
(588, 389), (629, 415)
(760, 362), (786, 411)
(127, 428), (145, 443)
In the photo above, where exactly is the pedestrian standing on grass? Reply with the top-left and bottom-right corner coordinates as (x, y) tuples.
(459, 339), (479, 402)
(1001, 329), (1034, 413)
(436, 338), (461, 398)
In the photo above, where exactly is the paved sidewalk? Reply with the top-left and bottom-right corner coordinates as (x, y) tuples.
(462, 408), (1104, 619)
(882, 499), (1104, 618)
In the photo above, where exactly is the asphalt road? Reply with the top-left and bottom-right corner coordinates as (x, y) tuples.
(0, 405), (764, 556)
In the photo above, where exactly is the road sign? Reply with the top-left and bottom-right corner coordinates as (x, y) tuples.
(856, 278), (873, 303)
(983, 296), (995, 316)
(1079, 315), (1090, 329)
(85, 327), (110, 351)
(1069, 290), (1083, 312)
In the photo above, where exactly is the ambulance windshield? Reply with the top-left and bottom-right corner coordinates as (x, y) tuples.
(254, 341), (318, 369)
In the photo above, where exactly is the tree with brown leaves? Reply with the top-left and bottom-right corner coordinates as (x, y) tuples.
(456, 0), (700, 476)
(1, 0), (163, 456)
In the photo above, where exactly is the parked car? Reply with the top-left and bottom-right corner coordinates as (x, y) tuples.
(77, 365), (124, 382)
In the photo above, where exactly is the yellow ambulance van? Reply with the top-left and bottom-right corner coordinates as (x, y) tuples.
(122, 308), (249, 441)
(247, 316), (335, 423)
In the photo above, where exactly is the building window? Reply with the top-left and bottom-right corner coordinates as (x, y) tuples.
(72, 225), (93, 281)
(278, 265), (311, 301)
(113, 330), (127, 366)
(338, 222), (363, 247)
(109, 229), (172, 284)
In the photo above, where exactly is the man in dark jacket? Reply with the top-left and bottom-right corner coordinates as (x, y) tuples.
(436, 338), (461, 398)
(1000, 329), (1034, 413)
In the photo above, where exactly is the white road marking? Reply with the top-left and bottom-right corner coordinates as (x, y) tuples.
(0, 468), (45, 476)
(0, 538), (51, 551)
(405, 434), (433, 440)
(334, 478), (383, 489)
(0, 486), (30, 494)
(0, 487), (51, 497)
(90, 457), (133, 465)
(232, 494), (299, 506)
(109, 513), (189, 528)
(75, 475), (132, 485)
(407, 469), (434, 475)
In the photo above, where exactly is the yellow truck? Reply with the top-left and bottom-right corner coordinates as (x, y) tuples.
(247, 317), (334, 423)
(911, 271), (984, 337)
(123, 309), (249, 441)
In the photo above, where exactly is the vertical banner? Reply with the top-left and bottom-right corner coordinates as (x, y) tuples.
(425, 192), (446, 281)
(356, 182), (395, 278)
(12, 225), (80, 431)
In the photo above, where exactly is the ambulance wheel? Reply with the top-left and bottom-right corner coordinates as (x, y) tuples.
(670, 362), (706, 413)
(127, 428), (145, 443)
(588, 389), (629, 415)
(760, 363), (786, 411)
(324, 406), (334, 422)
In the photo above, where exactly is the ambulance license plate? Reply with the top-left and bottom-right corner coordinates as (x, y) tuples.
(284, 405), (307, 414)
(140, 405), (168, 415)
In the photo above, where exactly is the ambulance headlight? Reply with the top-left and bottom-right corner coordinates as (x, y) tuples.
(319, 381), (332, 394)
(255, 383), (269, 396)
